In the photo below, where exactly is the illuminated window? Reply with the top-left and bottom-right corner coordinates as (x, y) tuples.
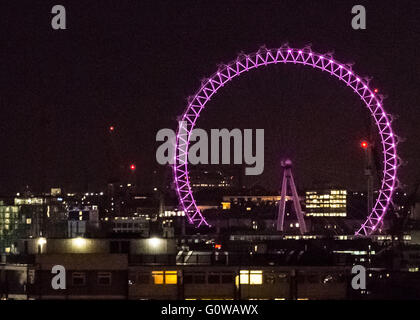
(165, 271), (177, 284)
(250, 271), (263, 284)
(152, 271), (164, 284)
(221, 202), (231, 210)
(239, 270), (262, 285)
(239, 270), (249, 284)
(152, 270), (177, 284)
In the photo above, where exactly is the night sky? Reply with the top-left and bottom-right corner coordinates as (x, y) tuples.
(0, 1), (419, 194)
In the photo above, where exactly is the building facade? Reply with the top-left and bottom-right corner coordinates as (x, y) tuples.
(305, 189), (347, 217)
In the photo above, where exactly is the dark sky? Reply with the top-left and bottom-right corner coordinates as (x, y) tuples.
(0, 0), (419, 194)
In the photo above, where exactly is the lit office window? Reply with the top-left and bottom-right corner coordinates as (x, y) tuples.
(239, 270), (263, 285)
(152, 270), (177, 284)
(221, 202), (231, 210)
(152, 271), (164, 284)
(250, 271), (263, 284)
(165, 271), (177, 284)
(239, 270), (249, 284)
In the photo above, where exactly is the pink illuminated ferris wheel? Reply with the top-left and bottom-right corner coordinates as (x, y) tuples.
(173, 45), (400, 236)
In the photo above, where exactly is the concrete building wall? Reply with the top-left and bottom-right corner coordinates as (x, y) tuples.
(28, 254), (128, 299)
(17, 238), (177, 255)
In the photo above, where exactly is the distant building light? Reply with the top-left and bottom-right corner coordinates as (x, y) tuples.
(72, 237), (86, 248)
(221, 202), (231, 210)
(239, 270), (263, 285)
(148, 237), (162, 248)
(37, 237), (47, 246)
(152, 270), (177, 285)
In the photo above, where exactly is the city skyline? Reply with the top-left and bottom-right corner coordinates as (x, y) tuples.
(2, 0), (420, 304)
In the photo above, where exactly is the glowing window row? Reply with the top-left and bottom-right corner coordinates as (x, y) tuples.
(305, 213), (346, 217)
(131, 270), (271, 286)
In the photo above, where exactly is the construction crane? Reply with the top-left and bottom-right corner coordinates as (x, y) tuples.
(360, 139), (374, 215)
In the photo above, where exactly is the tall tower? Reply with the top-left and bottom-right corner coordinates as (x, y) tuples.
(276, 159), (307, 234)
(361, 140), (374, 215)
